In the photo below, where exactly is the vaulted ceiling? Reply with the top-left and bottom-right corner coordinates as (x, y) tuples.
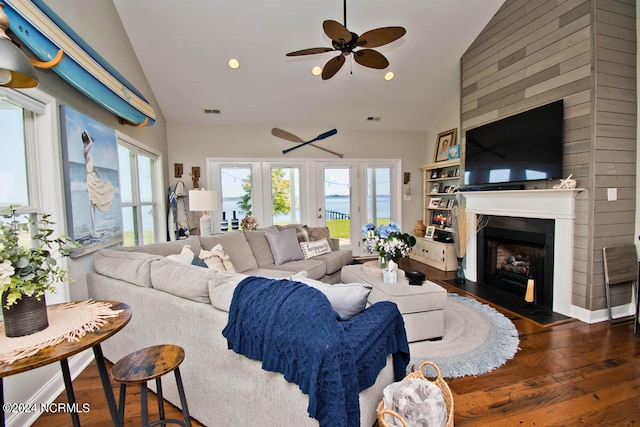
(113, 0), (504, 131)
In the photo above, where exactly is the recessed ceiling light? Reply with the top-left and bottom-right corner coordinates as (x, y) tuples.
(311, 66), (322, 76)
(384, 72), (395, 81)
(227, 58), (240, 69)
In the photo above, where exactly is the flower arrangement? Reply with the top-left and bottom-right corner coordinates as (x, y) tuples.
(240, 215), (258, 231)
(361, 222), (416, 260)
(0, 208), (75, 309)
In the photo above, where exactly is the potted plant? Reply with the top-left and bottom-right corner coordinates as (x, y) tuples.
(0, 208), (75, 337)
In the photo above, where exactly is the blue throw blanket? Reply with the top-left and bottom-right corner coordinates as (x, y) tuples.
(222, 276), (410, 427)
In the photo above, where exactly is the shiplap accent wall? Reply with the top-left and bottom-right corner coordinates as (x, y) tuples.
(461, 0), (636, 312)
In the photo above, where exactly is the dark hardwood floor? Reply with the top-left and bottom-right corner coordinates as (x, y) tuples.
(33, 260), (640, 426)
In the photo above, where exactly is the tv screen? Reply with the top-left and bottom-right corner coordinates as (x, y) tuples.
(464, 100), (564, 187)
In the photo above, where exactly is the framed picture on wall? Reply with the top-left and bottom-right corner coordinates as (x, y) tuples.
(60, 105), (123, 257)
(433, 128), (458, 162)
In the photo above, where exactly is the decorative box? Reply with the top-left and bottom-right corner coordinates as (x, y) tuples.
(405, 269), (425, 286)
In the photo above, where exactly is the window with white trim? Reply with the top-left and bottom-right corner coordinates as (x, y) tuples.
(117, 135), (162, 246)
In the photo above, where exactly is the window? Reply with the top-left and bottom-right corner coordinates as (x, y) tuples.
(0, 87), (69, 304)
(117, 135), (162, 246)
(220, 166), (252, 223)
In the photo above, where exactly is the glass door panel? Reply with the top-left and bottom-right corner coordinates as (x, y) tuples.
(271, 167), (300, 226)
(367, 167), (391, 226)
(323, 167), (352, 247)
(220, 166), (252, 227)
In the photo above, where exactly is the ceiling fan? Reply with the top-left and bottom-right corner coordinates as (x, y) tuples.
(285, 0), (406, 80)
(272, 128), (342, 157)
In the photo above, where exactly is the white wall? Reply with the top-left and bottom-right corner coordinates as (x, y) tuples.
(166, 124), (432, 232)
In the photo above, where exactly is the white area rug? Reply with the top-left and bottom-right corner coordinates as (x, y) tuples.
(408, 294), (520, 378)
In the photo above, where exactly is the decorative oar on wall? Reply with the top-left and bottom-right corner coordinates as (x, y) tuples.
(272, 128), (342, 157)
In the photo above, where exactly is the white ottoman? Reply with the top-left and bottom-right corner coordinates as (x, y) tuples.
(341, 264), (447, 342)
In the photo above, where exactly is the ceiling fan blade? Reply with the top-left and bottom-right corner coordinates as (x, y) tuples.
(357, 26), (406, 48)
(283, 129), (338, 155)
(323, 20), (352, 43)
(271, 128), (304, 143)
(322, 55), (346, 80)
(285, 47), (334, 57)
(354, 49), (389, 69)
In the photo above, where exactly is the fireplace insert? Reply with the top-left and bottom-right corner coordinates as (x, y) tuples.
(477, 216), (554, 311)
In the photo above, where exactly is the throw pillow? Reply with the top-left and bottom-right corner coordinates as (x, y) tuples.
(288, 273), (372, 320)
(199, 244), (236, 272)
(300, 238), (332, 259)
(295, 225), (310, 243)
(167, 245), (196, 264)
(265, 229), (305, 265)
(308, 226), (330, 241)
(191, 256), (208, 268)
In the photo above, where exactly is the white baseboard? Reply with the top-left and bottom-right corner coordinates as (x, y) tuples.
(5, 350), (94, 427)
(571, 302), (636, 324)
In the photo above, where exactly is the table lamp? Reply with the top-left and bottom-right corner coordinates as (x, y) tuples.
(189, 189), (217, 236)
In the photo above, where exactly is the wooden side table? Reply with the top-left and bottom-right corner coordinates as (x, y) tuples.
(0, 300), (131, 427)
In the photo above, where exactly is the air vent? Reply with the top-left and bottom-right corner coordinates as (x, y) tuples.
(367, 116), (381, 121)
(204, 109), (221, 114)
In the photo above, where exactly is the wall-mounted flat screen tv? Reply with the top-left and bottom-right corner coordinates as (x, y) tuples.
(464, 100), (564, 187)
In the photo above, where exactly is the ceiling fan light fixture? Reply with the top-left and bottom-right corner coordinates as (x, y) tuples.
(384, 71), (395, 81)
(311, 66), (322, 76)
(227, 58), (240, 69)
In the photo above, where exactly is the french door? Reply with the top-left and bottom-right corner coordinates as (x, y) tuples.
(317, 161), (400, 256)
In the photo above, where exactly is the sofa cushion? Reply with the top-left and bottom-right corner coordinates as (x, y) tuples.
(300, 238), (332, 259)
(243, 230), (275, 267)
(265, 229), (304, 265)
(314, 250), (353, 275)
(150, 258), (218, 303)
(263, 259), (326, 280)
(116, 236), (202, 257)
(288, 273), (373, 320)
(199, 232), (258, 273)
(93, 249), (161, 288)
(308, 226), (330, 241)
(208, 272), (248, 312)
(199, 244), (236, 272)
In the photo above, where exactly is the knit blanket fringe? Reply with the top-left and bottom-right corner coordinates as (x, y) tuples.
(0, 299), (122, 365)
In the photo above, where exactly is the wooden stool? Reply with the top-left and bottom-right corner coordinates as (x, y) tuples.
(111, 344), (192, 427)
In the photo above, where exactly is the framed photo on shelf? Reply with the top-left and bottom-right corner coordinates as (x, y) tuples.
(425, 226), (436, 238)
(438, 199), (448, 208)
(430, 183), (441, 194)
(442, 185), (451, 193)
(440, 170), (449, 178)
(428, 198), (442, 208)
(433, 128), (458, 162)
(431, 169), (440, 179)
(447, 199), (455, 209)
(454, 167), (460, 177)
(431, 210), (448, 227)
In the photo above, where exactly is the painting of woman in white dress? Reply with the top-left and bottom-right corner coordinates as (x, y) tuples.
(60, 106), (122, 257)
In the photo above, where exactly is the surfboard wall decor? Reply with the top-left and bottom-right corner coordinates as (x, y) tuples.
(1, 0), (156, 126)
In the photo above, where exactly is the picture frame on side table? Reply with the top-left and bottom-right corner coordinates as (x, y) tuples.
(434, 128), (458, 162)
(425, 226), (436, 238)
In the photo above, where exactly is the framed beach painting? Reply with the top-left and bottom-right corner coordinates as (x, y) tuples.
(60, 106), (122, 257)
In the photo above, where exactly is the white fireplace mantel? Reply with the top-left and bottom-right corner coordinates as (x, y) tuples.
(461, 188), (584, 319)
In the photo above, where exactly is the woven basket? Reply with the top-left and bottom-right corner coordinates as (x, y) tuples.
(376, 361), (454, 427)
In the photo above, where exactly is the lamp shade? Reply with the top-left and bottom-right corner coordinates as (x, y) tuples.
(189, 189), (217, 212)
(0, 5), (38, 88)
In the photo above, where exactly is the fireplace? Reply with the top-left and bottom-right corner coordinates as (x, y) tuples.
(477, 216), (555, 311)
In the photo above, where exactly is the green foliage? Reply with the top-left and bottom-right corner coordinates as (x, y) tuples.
(0, 208), (77, 309)
(237, 168), (291, 217)
(238, 176), (252, 216)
